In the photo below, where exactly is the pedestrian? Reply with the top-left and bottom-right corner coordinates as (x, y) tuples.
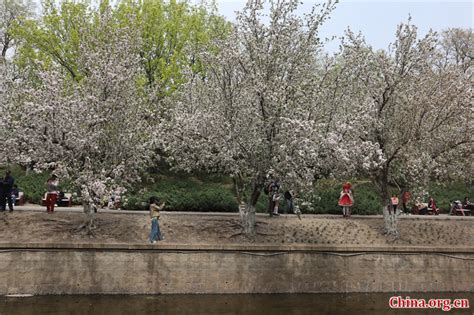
(0, 171), (15, 212)
(45, 175), (59, 213)
(269, 179), (281, 216)
(402, 191), (411, 213)
(284, 190), (294, 214)
(338, 182), (354, 217)
(149, 196), (165, 243)
(390, 194), (399, 214)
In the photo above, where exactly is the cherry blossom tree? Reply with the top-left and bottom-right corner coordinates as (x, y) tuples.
(338, 22), (473, 236)
(4, 7), (156, 233)
(162, 0), (338, 236)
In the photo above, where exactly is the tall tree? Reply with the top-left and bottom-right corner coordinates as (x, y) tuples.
(338, 22), (473, 236)
(4, 6), (156, 233)
(115, 0), (231, 99)
(12, 0), (90, 80)
(162, 0), (338, 236)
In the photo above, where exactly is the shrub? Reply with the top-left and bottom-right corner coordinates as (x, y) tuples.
(122, 175), (238, 212)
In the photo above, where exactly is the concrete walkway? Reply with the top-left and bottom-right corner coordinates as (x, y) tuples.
(5, 204), (474, 220)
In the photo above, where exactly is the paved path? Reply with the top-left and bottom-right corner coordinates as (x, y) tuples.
(4, 204), (473, 220)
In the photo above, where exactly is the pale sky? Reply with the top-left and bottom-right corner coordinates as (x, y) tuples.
(210, 0), (473, 52)
(33, 0), (473, 52)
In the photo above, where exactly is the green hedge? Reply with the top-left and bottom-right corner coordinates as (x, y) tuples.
(122, 175), (238, 212)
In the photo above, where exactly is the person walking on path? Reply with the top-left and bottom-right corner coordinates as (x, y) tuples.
(45, 175), (59, 213)
(0, 171), (15, 212)
(338, 182), (354, 218)
(149, 196), (165, 243)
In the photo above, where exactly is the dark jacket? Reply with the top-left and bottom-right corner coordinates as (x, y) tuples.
(3, 175), (14, 193)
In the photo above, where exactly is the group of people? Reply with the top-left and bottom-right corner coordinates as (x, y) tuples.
(0, 171), (63, 214)
(264, 179), (355, 218)
(450, 197), (473, 215)
(337, 184), (459, 217)
(265, 179), (295, 217)
(412, 196), (440, 215)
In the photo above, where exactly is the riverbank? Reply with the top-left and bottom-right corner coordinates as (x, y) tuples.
(0, 207), (472, 246)
(1, 208), (473, 295)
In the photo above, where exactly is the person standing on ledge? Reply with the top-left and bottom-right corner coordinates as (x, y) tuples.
(0, 170), (15, 212)
(338, 182), (354, 218)
(390, 194), (399, 214)
(45, 175), (59, 213)
(269, 179), (281, 216)
(149, 196), (165, 243)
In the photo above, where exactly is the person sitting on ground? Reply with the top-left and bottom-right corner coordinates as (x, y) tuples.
(462, 197), (474, 210)
(427, 196), (439, 215)
(413, 200), (428, 215)
(450, 200), (463, 215)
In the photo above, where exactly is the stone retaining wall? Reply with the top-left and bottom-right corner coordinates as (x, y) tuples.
(1, 243), (472, 295)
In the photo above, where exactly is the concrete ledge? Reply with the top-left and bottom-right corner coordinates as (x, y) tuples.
(0, 242), (473, 254)
(1, 242), (473, 294)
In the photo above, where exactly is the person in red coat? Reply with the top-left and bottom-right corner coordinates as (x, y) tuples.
(338, 182), (354, 217)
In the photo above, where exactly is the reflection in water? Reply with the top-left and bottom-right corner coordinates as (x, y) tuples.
(0, 293), (472, 315)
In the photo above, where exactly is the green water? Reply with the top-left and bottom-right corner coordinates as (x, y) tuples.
(0, 293), (472, 315)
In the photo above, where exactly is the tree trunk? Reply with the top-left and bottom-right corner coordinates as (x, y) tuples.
(239, 180), (261, 237)
(82, 202), (95, 235)
(79, 185), (96, 235)
(375, 168), (399, 238)
(240, 203), (256, 236)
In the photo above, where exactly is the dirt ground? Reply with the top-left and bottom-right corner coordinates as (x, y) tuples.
(0, 210), (472, 246)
